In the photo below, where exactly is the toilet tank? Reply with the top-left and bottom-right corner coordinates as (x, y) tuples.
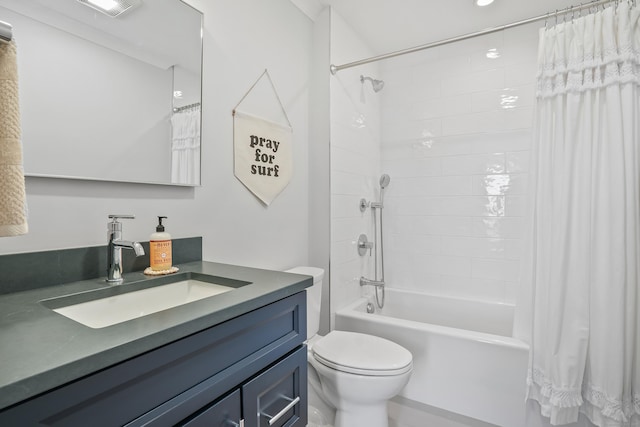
(285, 266), (324, 337)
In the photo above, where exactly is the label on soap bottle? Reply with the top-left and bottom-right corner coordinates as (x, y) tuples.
(150, 240), (172, 271)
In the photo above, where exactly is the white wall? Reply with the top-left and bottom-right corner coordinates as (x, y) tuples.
(329, 9), (383, 326)
(309, 8), (332, 334)
(0, 0), (315, 276)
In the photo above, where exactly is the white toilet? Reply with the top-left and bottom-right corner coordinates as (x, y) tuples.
(286, 267), (412, 427)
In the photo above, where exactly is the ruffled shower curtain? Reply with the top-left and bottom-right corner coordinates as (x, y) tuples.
(514, 3), (640, 427)
(171, 107), (201, 185)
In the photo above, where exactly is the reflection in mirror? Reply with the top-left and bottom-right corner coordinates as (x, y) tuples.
(0, 0), (203, 186)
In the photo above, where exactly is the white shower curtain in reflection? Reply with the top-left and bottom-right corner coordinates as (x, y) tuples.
(171, 107), (201, 185)
(515, 3), (640, 427)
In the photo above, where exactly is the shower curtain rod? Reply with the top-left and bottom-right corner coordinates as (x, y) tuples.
(173, 102), (201, 113)
(330, 0), (615, 74)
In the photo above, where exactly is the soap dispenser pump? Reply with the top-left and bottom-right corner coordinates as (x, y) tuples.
(150, 216), (172, 271)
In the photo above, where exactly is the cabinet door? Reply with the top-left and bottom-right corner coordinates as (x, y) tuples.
(181, 390), (241, 427)
(242, 346), (307, 427)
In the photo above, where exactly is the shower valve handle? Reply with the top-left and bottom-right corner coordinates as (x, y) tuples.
(357, 234), (374, 256)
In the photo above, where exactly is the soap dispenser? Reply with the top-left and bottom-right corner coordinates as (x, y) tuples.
(150, 216), (172, 271)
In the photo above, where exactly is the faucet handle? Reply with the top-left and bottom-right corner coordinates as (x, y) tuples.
(108, 214), (135, 234)
(108, 214), (136, 222)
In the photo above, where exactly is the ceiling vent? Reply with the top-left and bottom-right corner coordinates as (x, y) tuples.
(77, 0), (141, 18)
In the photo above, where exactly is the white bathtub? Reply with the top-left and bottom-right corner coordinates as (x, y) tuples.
(335, 288), (529, 427)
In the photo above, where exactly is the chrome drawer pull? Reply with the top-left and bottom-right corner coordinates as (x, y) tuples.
(263, 396), (301, 426)
(225, 420), (244, 427)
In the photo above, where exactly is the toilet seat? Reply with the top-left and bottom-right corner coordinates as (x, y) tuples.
(312, 330), (412, 376)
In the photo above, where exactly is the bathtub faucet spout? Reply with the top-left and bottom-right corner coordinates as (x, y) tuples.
(360, 276), (385, 288)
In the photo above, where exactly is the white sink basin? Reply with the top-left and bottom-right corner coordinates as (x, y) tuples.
(53, 279), (233, 328)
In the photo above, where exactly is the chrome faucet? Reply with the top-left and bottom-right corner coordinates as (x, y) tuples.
(107, 214), (145, 283)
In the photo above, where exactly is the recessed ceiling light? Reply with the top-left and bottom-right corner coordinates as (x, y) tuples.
(77, 0), (141, 17)
(476, 0), (495, 6)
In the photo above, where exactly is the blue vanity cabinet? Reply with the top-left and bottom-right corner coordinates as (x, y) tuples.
(0, 292), (307, 427)
(182, 346), (307, 427)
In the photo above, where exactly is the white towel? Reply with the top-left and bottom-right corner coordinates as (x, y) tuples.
(0, 40), (28, 237)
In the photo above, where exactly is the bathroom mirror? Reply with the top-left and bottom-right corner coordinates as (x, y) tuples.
(0, 0), (202, 186)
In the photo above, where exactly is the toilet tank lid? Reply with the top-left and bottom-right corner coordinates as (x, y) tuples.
(285, 266), (324, 284)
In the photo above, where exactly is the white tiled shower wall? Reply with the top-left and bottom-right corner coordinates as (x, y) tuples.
(380, 23), (540, 303)
(330, 9), (543, 314)
(329, 10), (383, 324)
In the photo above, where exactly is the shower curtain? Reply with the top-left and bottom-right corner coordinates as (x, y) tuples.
(514, 3), (640, 427)
(171, 107), (201, 185)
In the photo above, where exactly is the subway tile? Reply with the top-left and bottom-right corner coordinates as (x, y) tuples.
(393, 196), (445, 216)
(390, 176), (471, 197)
(471, 86), (536, 113)
(331, 239), (358, 265)
(441, 153), (506, 175)
(503, 281), (520, 304)
(441, 275), (507, 302)
(391, 215), (472, 237)
(331, 145), (377, 176)
(410, 94), (472, 120)
(386, 251), (443, 291)
(471, 174), (512, 196)
(471, 258), (521, 282)
(331, 121), (380, 155)
(332, 217), (364, 242)
(409, 71), (443, 100)
(470, 48), (505, 72)
(465, 130), (532, 154)
(471, 217), (525, 239)
(504, 239), (524, 260)
(394, 253), (471, 279)
(470, 277), (509, 302)
(434, 255), (472, 277)
(391, 234), (441, 255)
(383, 156), (443, 177)
(383, 117), (442, 143)
(471, 173), (529, 196)
(441, 236), (505, 259)
(440, 195), (505, 217)
(332, 171), (365, 196)
(442, 68), (505, 97)
(331, 194), (368, 218)
(507, 151), (531, 172)
(505, 60), (538, 87)
(498, 107), (535, 130)
(434, 54), (473, 77)
(441, 110), (501, 135)
(506, 173), (529, 195)
(505, 195), (528, 217)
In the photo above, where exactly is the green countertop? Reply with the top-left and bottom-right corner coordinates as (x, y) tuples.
(0, 261), (311, 411)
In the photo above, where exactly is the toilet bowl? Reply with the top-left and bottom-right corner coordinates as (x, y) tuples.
(285, 267), (413, 427)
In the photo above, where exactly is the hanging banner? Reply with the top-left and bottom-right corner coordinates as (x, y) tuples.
(233, 110), (292, 205)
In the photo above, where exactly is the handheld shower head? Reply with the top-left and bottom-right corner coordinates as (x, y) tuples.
(380, 174), (391, 188)
(360, 75), (385, 93)
(379, 174), (391, 207)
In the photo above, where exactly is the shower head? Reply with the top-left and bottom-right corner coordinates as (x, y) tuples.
(360, 75), (385, 93)
(380, 174), (391, 188)
(379, 174), (391, 207)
